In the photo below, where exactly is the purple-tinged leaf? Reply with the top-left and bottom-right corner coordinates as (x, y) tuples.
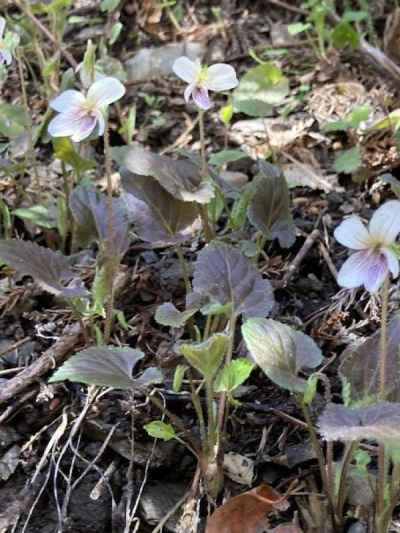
(339, 315), (400, 405)
(122, 172), (200, 245)
(248, 161), (296, 248)
(242, 318), (322, 393)
(69, 185), (130, 256)
(0, 240), (87, 299)
(318, 401), (400, 443)
(113, 145), (214, 204)
(193, 242), (274, 318)
(49, 346), (145, 389)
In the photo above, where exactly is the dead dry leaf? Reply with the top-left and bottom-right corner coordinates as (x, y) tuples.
(206, 484), (288, 533)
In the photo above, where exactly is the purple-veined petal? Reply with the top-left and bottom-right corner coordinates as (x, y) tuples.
(0, 17), (5, 39)
(205, 63), (239, 92)
(48, 111), (80, 138)
(369, 200), (400, 244)
(70, 115), (98, 142)
(87, 77), (125, 108)
(337, 250), (388, 293)
(192, 86), (212, 110)
(172, 56), (199, 84)
(184, 83), (194, 103)
(94, 109), (105, 137)
(50, 90), (85, 113)
(383, 247), (399, 279)
(0, 48), (12, 66)
(334, 216), (370, 250)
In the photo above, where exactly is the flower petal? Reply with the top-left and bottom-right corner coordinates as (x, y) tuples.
(0, 49), (12, 66)
(337, 250), (388, 293)
(70, 115), (97, 142)
(172, 56), (199, 84)
(50, 90), (85, 113)
(369, 200), (400, 244)
(94, 109), (105, 137)
(184, 83), (194, 103)
(383, 248), (399, 279)
(192, 86), (212, 110)
(48, 111), (79, 138)
(205, 63), (239, 92)
(0, 17), (5, 39)
(87, 77), (125, 108)
(334, 216), (370, 250)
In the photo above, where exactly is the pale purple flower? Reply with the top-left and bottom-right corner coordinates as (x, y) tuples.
(334, 200), (400, 293)
(0, 17), (13, 65)
(172, 56), (238, 111)
(48, 77), (125, 142)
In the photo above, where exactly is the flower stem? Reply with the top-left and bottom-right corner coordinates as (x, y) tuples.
(16, 48), (39, 196)
(377, 276), (390, 525)
(198, 110), (214, 242)
(175, 245), (191, 294)
(103, 121), (116, 344)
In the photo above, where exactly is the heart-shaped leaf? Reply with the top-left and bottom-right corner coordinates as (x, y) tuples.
(318, 401), (400, 443)
(49, 346), (146, 389)
(121, 171), (200, 245)
(155, 302), (197, 328)
(247, 161), (296, 248)
(242, 318), (322, 392)
(214, 358), (254, 393)
(233, 63), (289, 117)
(339, 315), (400, 406)
(193, 242), (274, 318)
(69, 185), (130, 256)
(113, 145), (214, 204)
(0, 239), (87, 299)
(179, 334), (229, 380)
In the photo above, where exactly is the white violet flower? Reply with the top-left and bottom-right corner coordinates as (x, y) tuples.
(172, 56), (238, 111)
(334, 200), (400, 293)
(48, 77), (125, 142)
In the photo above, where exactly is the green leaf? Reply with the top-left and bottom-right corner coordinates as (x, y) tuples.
(242, 318), (322, 393)
(324, 105), (371, 132)
(90, 266), (107, 317)
(110, 22), (123, 45)
(333, 146), (362, 173)
(233, 63), (289, 117)
(214, 358), (254, 393)
(173, 364), (187, 393)
(144, 421), (176, 441)
(209, 150), (247, 167)
(49, 346), (145, 388)
(0, 104), (28, 139)
(331, 21), (360, 49)
(13, 205), (57, 229)
(53, 137), (95, 175)
(342, 10), (368, 22)
(155, 302), (197, 328)
(303, 373), (319, 406)
(369, 110), (400, 132)
(179, 334), (229, 380)
(220, 102), (234, 125)
(287, 22), (311, 35)
(57, 196), (69, 239)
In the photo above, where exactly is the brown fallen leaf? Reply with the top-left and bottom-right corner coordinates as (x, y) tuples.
(205, 484), (288, 533)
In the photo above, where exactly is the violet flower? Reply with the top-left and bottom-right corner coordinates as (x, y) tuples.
(334, 200), (400, 293)
(48, 77), (125, 142)
(172, 56), (238, 111)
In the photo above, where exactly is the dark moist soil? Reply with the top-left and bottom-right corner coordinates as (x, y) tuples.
(2, 0), (400, 532)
